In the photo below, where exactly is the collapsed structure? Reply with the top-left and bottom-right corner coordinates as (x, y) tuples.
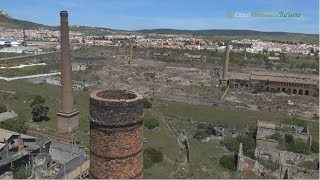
(0, 128), (88, 179)
(56, 11), (79, 133)
(90, 90), (144, 179)
(237, 120), (319, 179)
(228, 72), (319, 96)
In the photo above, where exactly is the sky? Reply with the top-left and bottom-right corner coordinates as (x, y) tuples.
(0, 0), (319, 34)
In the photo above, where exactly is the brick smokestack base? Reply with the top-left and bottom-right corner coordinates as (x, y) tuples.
(90, 90), (143, 179)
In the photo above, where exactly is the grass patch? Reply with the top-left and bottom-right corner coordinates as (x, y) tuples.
(257, 158), (280, 171)
(299, 160), (319, 170)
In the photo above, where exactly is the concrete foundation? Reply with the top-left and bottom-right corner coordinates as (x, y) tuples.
(57, 110), (79, 134)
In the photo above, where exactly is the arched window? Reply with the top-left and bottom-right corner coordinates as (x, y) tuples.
(293, 89), (297, 94)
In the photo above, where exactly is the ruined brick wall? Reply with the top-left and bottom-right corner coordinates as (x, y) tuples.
(259, 81), (317, 96)
(255, 147), (280, 162)
(90, 90), (143, 179)
(279, 151), (318, 166)
(280, 164), (319, 179)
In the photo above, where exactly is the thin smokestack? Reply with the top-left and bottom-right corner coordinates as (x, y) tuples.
(60, 11), (73, 113)
(23, 29), (27, 47)
(222, 41), (230, 80)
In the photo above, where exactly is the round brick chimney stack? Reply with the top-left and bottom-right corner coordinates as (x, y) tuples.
(90, 90), (143, 179)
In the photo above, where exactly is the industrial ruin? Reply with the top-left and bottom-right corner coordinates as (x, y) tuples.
(219, 42), (319, 96)
(56, 11), (79, 134)
(237, 120), (319, 179)
(90, 90), (144, 179)
(0, 128), (89, 179)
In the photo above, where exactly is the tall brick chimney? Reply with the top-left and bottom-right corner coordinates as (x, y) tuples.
(56, 11), (79, 134)
(90, 90), (143, 179)
(220, 41), (230, 86)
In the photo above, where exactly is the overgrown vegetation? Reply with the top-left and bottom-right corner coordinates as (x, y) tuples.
(268, 132), (312, 154)
(143, 147), (164, 169)
(221, 128), (256, 158)
(221, 137), (239, 152)
(193, 128), (208, 140)
(143, 115), (159, 129)
(30, 95), (49, 122)
(142, 98), (152, 109)
(219, 154), (237, 171)
(193, 124), (214, 140)
(311, 141), (319, 154)
(0, 116), (28, 134)
(257, 158), (280, 171)
(12, 159), (32, 179)
(0, 103), (6, 113)
(267, 132), (286, 150)
(299, 160), (319, 170)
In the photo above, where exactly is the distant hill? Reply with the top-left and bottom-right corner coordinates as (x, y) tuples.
(136, 29), (318, 45)
(0, 10), (116, 35)
(0, 10), (53, 29)
(0, 10), (318, 44)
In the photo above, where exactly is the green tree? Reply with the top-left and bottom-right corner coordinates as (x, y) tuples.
(30, 95), (49, 122)
(143, 117), (159, 129)
(142, 98), (152, 109)
(31, 104), (49, 122)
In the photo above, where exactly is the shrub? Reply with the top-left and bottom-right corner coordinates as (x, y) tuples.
(0, 117), (28, 134)
(204, 125), (214, 135)
(0, 104), (6, 113)
(299, 161), (318, 170)
(258, 158), (280, 171)
(197, 123), (206, 129)
(290, 139), (311, 155)
(193, 129), (207, 140)
(31, 104), (49, 122)
(30, 95), (50, 122)
(253, 87), (266, 94)
(142, 98), (152, 109)
(268, 132), (286, 150)
(143, 147), (164, 169)
(311, 141), (319, 154)
(143, 117), (159, 129)
(237, 134), (256, 158)
(221, 137), (239, 152)
(284, 134), (294, 144)
(219, 154), (237, 171)
(30, 95), (45, 107)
